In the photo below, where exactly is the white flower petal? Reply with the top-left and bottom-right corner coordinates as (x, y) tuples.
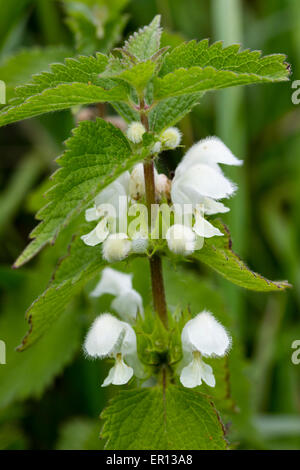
(180, 355), (215, 389)
(120, 321), (137, 356)
(81, 227), (102, 247)
(193, 213), (223, 238)
(176, 136), (242, 177)
(95, 218), (110, 240)
(172, 164), (236, 204)
(111, 290), (144, 322)
(166, 224), (196, 256)
(85, 206), (100, 222)
(90, 267), (133, 298)
(200, 360), (216, 387)
(83, 313), (125, 358)
(101, 356), (133, 387)
(94, 172), (130, 210)
(202, 197), (230, 215)
(182, 311), (231, 357)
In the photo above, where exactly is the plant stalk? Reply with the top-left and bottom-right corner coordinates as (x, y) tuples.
(140, 97), (168, 329)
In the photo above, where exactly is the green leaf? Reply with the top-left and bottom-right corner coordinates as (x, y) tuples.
(0, 54), (132, 126)
(148, 92), (203, 132)
(101, 385), (227, 450)
(153, 65), (289, 101)
(160, 40), (290, 80)
(18, 235), (107, 350)
(111, 61), (157, 93)
(111, 101), (139, 122)
(151, 40), (290, 101)
(0, 46), (72, 101)
(193, 221), (291, 291)
(14, 118), (139, 267)
(14, 53), (108, 99)
(0, 82), (128, 126)
(123, 15), (162, 61)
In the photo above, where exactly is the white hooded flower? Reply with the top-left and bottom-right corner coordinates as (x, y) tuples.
(83, 313), (137, 386)
(102, 233), (132, 263)
(126, 121), (146, 143)
(81, 172), (130, 247)
(90, 268), (143, 322)
(171, 136), (243, 241)
(160, 127), (181, 149)
(180, 311), (231, 388)
(166, 224), (196, 256)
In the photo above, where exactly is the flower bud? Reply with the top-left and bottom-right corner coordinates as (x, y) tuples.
(131, 235), (149, 254)
(126, 121), (146, 143)
(166, 224), (196, 256)
(102, 233), (132, 262)
(152, 141), (162, 154)
(160, 127), (181, 149)
(155, 173), (171, 199)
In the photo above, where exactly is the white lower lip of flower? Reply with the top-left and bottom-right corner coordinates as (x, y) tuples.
(81, 218), (109, 247)
(166, 224), (196, 256)
(180, 352), (215, 388)
(193, 213), (223, 238)
(182, 311), (231, 357)
(202, 197), (229, 215)
(102, 233), (132, 262)
(102, 354), (133, 387)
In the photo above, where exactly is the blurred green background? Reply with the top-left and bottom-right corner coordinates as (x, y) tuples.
(0, 0), (299, 450)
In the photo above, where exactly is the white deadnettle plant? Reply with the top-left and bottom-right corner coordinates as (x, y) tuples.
(83, 313), (138, 386)
(90, 267), (143, 322)
(179, 311), (231, 388)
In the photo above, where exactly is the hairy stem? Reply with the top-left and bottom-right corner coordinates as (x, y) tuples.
(140, 98), (168, 328)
